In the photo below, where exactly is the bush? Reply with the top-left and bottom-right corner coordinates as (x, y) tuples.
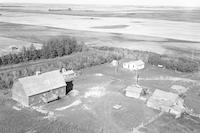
(148, 54), (199, 72)
(0, 49), (122, 90)
(0, 37), (85, 66)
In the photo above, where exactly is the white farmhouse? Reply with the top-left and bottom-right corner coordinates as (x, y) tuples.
(123, 60), (145, 71)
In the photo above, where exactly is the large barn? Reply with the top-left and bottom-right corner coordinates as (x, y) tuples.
(12, 69), (75, 107)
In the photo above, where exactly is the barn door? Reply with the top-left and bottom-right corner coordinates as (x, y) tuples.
(66, 81), (73, 95)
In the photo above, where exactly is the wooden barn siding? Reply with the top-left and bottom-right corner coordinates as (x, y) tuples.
(29, 86), (66, 106)
(12, 81), (29, 106)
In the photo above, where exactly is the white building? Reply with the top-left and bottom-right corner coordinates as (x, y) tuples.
(125, 85), (143, 99)
(123, 60), (145, 71)
(111, 60), (118, 67)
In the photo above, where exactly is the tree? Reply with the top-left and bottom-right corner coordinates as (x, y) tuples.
(12, 54), (20, 64)
(56, 42), (65, 57)
(0, 57), (3, 66)
(29, 44), (39, 60)
(21, 46), (28, 62)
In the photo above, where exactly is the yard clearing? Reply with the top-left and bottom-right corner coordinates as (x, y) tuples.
(40, 63), (200, 133)
(0, 62), (200, 133)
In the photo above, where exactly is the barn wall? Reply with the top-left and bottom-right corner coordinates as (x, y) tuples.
(29, 86), (66, 106)
(12, 81), (28, 106)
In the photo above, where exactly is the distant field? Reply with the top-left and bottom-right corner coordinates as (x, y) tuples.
(1, 11), (200, 42)
(92, 25), (129, 29)
(1, 4), (200, 56)
(0, 22), (200, 58)
(1, 3), (200, 23)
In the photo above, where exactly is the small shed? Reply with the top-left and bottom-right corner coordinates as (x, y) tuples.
(125, 85), (143, 99)
(147, 89), (185, 117)
(123, 60), (145, 71)
(171, 85), (188, 94)
(12, 70), (67, 107)
(111, 60), (118, 67)
(60, 69), (76, 82)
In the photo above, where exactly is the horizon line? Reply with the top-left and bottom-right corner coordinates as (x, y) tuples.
(1, 2), (200, 8)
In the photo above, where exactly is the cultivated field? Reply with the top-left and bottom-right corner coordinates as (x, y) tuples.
(1, 4), (200, 56)
(1, 11), (200, 42)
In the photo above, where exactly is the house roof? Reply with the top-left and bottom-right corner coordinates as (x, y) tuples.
(62, 70), (75, 75)
(150, 89), (179, 103)
(60, 69), (76, 82)
(125, 85), (143, 94)
(123, 60), (144, 66)
(18, 70), (66, 96)
(171, 85), (187, 93)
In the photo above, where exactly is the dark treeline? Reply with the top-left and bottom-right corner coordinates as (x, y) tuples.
(0, 49), (122, 90)
(96, 46), (199, 73)
(148, 54), (199, 72)
(0, 37), (84, 66)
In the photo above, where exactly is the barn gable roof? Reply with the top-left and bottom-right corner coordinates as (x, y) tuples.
(125, 85), (143, 94)
(127, 60), (144, 65)
(151, 89), (179, 102)
(148, 89), (179, 107)
(18, 70), (66, 96)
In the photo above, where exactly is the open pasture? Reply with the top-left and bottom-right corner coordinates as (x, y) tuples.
(41, 63), (200, 133)
(0, 62), (199, 133)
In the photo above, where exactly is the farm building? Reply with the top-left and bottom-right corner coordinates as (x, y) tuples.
(60, 68), (76, 82)
(12, 69), (75, 107)
(171, 85), (188, 94)
(147, 89), (185, 118)
(123, 60), (145, 71)
(111, 60), (118, 66)
(60, 68), (76, 94)
(125, 85), (143, 99)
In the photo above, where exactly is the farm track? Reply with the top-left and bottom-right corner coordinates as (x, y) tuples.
(132, 111), (164, 133)
(141, 76), (200, 85)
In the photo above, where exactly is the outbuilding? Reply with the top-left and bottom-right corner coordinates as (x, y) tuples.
(111, 60), (119, 67)
(125, 85), (143, 99)
(171, 85), (188, 94)
(12, 70), (71, 107)
(123, 60), (145, 71)
(147, 89), (185, 118)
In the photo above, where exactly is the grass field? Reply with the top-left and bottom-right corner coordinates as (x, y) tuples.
(0, 3), (200, 133)
(0, 62), (200, 133)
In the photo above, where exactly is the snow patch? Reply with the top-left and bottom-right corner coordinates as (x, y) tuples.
(84, 86), (106, 98)
(95, 73), (103, 76)
(55, 99), (82, 111)
(68, 89), (79, 97)
(13, 106), (21, 111)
